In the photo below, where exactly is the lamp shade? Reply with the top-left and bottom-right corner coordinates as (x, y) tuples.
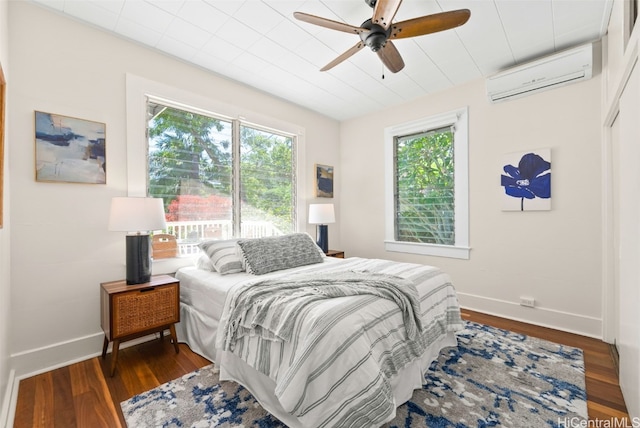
(308, 203), (335, 225)
(108, 197), (167, 232)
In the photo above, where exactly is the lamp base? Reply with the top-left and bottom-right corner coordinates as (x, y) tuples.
(316, 224), (328, 254)
(126, 234), (151, 285)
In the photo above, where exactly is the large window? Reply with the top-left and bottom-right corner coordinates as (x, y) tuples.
(384, 108), (469, 259)
(147, 98), (296, 253)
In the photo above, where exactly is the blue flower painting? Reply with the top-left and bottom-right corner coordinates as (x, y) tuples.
(501, 149), (551, 211)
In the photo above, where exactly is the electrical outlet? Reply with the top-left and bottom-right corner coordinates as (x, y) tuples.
(520, 297), (535, 308)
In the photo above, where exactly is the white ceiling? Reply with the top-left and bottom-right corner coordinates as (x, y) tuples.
(29, 0), (613, 121)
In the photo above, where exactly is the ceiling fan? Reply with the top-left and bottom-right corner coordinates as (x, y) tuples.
(294, 0), (470, 73)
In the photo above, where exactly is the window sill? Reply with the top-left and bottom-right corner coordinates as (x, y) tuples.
(384, 240), (470, 260)
(152, 255), (199, 275)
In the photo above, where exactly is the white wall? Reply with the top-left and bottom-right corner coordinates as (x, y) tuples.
(340, 50), (603, 338)
(0, 0), (12, 423)
(7, 1), (340, 377)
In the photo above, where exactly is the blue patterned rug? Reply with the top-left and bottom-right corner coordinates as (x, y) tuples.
(121, 321), (587, 427)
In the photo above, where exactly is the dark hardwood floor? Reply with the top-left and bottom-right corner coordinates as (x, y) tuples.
(13, 309), (630, 427)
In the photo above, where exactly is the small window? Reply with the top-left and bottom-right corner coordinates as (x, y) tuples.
(384, 108), (470, 259)
(394, 125), (455, 245)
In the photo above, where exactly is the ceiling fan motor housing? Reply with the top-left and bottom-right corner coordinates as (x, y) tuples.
(359, 20), (391, 52)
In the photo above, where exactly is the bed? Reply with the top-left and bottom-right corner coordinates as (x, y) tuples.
(174, 233), (463, 428)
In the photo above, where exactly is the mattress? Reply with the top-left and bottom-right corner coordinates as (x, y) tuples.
(175, 257), (345, 362)
(178, 256), (345, 317)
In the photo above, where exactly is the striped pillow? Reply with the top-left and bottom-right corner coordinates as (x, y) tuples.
(198, 239), (244, 275)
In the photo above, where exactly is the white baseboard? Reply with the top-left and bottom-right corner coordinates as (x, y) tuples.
(0, 369), (15, 428)
(10, 332), (161, 380)
(11, 332), (105, 379)
(457, 291), (602, 339)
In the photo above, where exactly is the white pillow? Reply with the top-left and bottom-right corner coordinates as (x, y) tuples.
(195, 254), (215, 271)
(198, 239), (244, 275)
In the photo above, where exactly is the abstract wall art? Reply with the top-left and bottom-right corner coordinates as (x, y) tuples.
(315, 164), (334, 198)
(501, 148), (551, 211)
(35, 111), (106, 184)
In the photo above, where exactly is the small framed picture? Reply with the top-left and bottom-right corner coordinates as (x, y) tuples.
(35, 111), (106, 184)
(315, 164), (334, 198)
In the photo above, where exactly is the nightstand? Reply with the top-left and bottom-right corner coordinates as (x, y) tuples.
(326, 250), (345, 258)
(100, 274), (180, 376)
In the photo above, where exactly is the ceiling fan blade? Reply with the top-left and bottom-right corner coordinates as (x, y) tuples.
(377, 41), (405, 73)
(320, 42), (365, 71)
(293, 12), (364, 35)
(372, 0), (403, 29)
(389, 9), (471, 39)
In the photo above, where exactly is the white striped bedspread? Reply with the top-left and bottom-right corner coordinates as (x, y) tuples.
(216, 257), (463, 428)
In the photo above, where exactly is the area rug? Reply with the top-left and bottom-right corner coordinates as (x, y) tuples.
(121, 321), (587, 427)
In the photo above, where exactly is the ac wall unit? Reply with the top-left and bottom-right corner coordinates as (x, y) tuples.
(486, 43), (593, 103)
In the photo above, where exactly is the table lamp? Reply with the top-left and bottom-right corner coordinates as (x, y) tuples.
(309, 203), (335, 253)
(109, 197), (167, 285)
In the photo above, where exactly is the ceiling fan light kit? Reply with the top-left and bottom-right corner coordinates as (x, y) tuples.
(294, 0), (470, 74)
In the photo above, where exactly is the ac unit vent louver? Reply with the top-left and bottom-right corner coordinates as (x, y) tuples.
(486, 43), (593, 103)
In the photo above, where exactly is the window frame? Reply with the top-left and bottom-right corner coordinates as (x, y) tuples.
(125, 74), (306, 234)
(384, 107), (470, 259)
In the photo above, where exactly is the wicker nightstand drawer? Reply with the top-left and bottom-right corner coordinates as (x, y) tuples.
(112, 285), (179, 337)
